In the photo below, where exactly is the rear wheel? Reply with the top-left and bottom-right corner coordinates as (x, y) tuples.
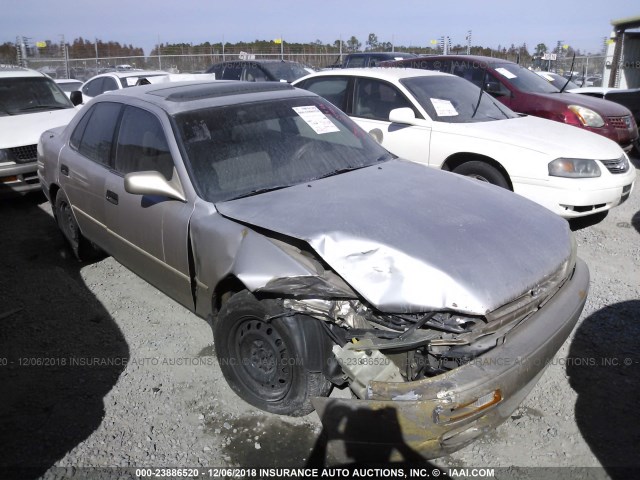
(453, 161), (510, 189)
(214, 291), (331, 416)
(54, 190), (102, 261)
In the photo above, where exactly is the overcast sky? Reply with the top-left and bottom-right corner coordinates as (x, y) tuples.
(2, 0), (637, 55)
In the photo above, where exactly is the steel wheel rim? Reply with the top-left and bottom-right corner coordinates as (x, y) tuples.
(59, 201), (79, 250)
(232, 317), (292, 401)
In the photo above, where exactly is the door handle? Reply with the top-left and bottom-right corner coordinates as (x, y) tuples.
(106, 190), (119, 205)
(60, 164), (69, 176)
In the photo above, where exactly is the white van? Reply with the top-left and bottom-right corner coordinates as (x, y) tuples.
(0, 65), (79, 194)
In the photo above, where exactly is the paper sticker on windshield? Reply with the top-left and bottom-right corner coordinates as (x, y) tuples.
(292, 106), (340, 134)
(495, 67), (517, 79)
(430, 98), (458, 117)
(540, 73), (554, 82)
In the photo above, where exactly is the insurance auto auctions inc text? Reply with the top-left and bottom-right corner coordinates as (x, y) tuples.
(211, 467), (495, 478)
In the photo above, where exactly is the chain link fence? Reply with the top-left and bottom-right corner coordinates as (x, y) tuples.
(17, 44), (354, 80)
(532, 55), (607, 86)
(14, 42), (609, 87)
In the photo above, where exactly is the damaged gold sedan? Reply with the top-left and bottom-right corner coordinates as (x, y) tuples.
(38, 80), (589, 458)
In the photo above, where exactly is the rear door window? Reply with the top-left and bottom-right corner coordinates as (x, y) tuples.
(346, 55), (366, 68)
(82, 77), (105, 97)
(102, 77), (119, 92)
(222, 63), (243, 80)
(301, 77), (350, 111)
(74, 102), (122, 166)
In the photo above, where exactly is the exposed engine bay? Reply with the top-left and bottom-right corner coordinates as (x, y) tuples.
(271, 282), (566, 399)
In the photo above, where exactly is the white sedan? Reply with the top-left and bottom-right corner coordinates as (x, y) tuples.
(294, 68), (636, 218)
(79, 70), (171, 101)
(79, 71), (216, 103)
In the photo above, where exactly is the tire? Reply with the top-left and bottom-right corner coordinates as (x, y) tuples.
(54, 190), (102, 261)
(453, 161), (510, 189)
(214, 291), (331, 416)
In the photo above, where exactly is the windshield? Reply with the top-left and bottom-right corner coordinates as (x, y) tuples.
(0, 77), (73, 116)
(401, 75), (517, 123)
(538, 72), (580, 90)
(261, 62), (309, 82)
(490, 63), (559, 94)
(174, 96), (392, 202)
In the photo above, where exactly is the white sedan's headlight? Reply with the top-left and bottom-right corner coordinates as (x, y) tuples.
(548, 158), (601, 178)
(0, 149), (18, 163)
(568, 105), (605, 128)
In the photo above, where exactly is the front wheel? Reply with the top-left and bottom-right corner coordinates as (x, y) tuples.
(214, 291), (331, 416)
(453, 161), (510, 189)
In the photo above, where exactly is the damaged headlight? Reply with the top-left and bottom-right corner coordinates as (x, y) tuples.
(568, 105), (605, 128)
(548, 158), (601, 178)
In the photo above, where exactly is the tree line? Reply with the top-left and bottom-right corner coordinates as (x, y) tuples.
(1, 34), (599, 66)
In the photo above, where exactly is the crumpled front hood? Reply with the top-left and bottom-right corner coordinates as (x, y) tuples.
(216, 160), (572, 315)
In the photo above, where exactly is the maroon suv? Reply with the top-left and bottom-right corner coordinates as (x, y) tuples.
(391, 55), (639, 152)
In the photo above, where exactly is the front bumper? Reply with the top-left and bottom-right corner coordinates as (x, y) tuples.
(0, 162), (41, 195)
(312, 258), (589, 460)
(513, 170), (636, 218)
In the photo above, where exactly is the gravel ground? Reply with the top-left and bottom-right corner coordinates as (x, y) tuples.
(0, 157), (638, 480)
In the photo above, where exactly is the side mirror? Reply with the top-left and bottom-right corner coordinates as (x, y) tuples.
(124, 171), (186, 202)
(70, 91), (83, 106)
(368, 128), (383, 144)
(389, 107), (417, 125)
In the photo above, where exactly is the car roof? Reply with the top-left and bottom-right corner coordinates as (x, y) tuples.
(396, 54), (515, 66)
(96, 79), (316, 115)
(212, 59), (302, 65)
(349, 52), (417, 58)
(295, 67), (449, 83)
(0, 65), (47, 78)
(87, 70), (169, 80)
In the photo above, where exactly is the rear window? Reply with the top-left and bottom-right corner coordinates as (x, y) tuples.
(261, 62), (308, 82)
